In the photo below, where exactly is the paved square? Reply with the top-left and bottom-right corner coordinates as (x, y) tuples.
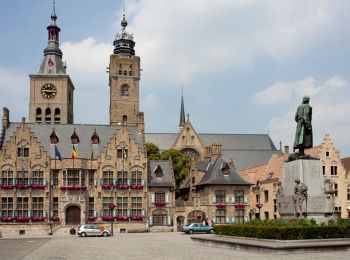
(2, 233), (350, 260)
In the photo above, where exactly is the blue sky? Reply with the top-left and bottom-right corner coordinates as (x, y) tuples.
(1, 0), (350, 157)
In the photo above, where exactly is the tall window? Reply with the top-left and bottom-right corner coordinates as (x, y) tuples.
(88, 197), (94, 217)
(45, 108), (51, 124)
(17, 197), (29, 217)
(117, 197), (128, 217)
(131, 171), (142, 185)
(234, 190), (244, 203)
(102, 197), (113, 217)
(35, 108), (42, 123)
(17, 171), (29, 185)
(235, 209), (244, 223)
(64, 169), (80, 186)
(322, 166), (326, 175)
(273, 199), (277, 213)
(216, 209), (226, 224)
(88, 170), (95, 187)
(334, 183), (338, 197)
(1, 170), (14, 186)
(102, 170), (113, 185)
(264, 190), (269, 203)
(117, 148), (128, 159)
(131, 197), (142, 216)
(331, 166), (338, 176)
(32, 197), (44, 217)
(347, 186), (350, 201)
(117, 171), (128, 186)
(121, 84), (129, 96)
(215, 190), (226, 204)
(155, 192), (165, 203)
(54, 108), (60, 124)
(1, 197), (13, 218)
(53, 197), (59, 217)
(52, 170), (59, 186)
(32, 171), (44, 185)
(17, 147), (29, 158)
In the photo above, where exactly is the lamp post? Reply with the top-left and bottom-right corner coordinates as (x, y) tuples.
(252, 181), (264, 220)
(109, 203), (116, 236)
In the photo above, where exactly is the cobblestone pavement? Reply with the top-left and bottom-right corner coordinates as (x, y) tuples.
(2, 233), (350, 260)
(0, 238), (50, 260)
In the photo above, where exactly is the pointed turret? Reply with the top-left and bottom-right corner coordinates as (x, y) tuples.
(113, 14), (135, 56)
(179, 95), (186, 130)
(39, 0), (66, 74)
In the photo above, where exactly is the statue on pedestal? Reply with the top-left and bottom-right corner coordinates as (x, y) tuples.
(293, 96), (313, 158)
(294, 179), (308, 218)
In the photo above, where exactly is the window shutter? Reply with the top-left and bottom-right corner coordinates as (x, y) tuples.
(212, 195), (216, 204)
(212, 217), (216, 224)
(232, 195), (236, 204)
(141, 209), (145, 217)
(94, 210), (97, 217)
(113, 209), (116, 217)
(43, 210), (46, 218)
(244, 216), (248, 223)
(127, 179), (131, 186)
(94, 179), (97, 187)
(127, 209), (131, 217)
(167, 216), (171, 226)
(149, 215), (153, 226)
(244, 195), (248, 204)
(231, 217), (235, 223)
(141, 179), (145, 186)
(28, 210), (32, 218)
(225, 217), (229, 224)
(225, 196), (230, 204)
(165, 194), (170, 203)
(151, 194), (155, 203)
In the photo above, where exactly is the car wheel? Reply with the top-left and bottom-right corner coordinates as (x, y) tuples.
(81, 232), (87, 237)
(188, 230), (193, 234)
(102, 232), (108, 237)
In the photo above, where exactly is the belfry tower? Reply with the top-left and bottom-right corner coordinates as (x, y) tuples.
(29, 0), (74, 124)
(109, 14), (144, 132)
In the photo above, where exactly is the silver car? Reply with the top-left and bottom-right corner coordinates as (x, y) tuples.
(77, 224), (111, 237)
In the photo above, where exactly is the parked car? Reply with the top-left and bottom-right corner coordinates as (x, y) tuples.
(181, 223), (214, 234)
(77, 224), (111, 237)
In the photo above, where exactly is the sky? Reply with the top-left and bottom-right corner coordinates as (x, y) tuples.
(0, 0), (350, 157)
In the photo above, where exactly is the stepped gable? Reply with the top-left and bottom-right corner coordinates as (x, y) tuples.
(3, 123), (144, 159)
(147, 160), (174, 187)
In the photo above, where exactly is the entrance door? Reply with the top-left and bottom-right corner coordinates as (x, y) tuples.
(66, 206), (81, 225)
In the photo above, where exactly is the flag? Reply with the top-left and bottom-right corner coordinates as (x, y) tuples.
(72, 144), (78, 159)
(123, 149), (128, 161)
(55, 145), (62, 161)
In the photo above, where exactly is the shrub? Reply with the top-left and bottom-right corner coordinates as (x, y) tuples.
(213, 220), (350, 240)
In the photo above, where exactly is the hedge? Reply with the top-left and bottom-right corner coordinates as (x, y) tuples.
(213, 222), (350, 240)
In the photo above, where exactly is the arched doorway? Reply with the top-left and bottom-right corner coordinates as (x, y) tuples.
(187, 210), (205, 224)
(152, 209), (167, 226)
(66, 205), (81, 225)
(176, 216), (185, 231)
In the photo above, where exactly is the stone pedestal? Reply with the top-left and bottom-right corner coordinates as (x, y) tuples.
(278, 159), (333, 223)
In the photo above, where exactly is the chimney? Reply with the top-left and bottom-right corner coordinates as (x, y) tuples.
(211, 143), (222, 159)
(2, 107), (10, 130)
(204, 146), (212, 161)
(284, 145), (289, 155)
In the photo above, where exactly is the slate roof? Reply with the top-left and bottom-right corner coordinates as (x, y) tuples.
(3, 123), (144, 159)
(147, 160), (174, 187)
(145, 133), (278, 172)
(342, 157), (350, 173)
(197, 156), (251, 186)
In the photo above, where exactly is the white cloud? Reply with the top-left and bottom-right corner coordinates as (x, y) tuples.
(260, 76), (350, 155)
(0, 67), (28, 121)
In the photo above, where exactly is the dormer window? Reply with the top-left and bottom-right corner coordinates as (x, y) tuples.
(266, 172), (274, 180)
(71, 129), (80, 144)
(154, 165), (163, 177)
(50, 130), (59, 144)
(221, 162), (230, 176)
(91, 130), (100, 144)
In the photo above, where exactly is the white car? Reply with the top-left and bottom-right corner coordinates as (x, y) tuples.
(77, 224), (111, 237)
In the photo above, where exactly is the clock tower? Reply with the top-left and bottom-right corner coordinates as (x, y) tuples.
(29, 1), (74, 124)
(109, 14), (144, 132)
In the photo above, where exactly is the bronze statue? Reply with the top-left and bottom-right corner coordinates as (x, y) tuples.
(293, 96), (313, 157)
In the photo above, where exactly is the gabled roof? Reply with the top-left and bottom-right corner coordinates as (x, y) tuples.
(197, 156), (251, 186)
(3, 123), (144, 159)
(147, 160), (174, 187)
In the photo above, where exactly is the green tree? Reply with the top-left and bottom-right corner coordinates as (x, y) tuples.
(145, 143), (161, 160)
(145, 143), (191, 188)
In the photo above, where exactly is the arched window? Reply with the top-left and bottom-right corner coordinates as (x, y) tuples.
(35, 108), (42, 123)
(121, 85), (129, 97)
(54, 108), (60, 124)
(45, 108), (51, 124)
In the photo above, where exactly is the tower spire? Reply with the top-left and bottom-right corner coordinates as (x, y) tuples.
(51, 0), (57, 26)
(113, 10), (135, 56)
(179, 85), (186, 130)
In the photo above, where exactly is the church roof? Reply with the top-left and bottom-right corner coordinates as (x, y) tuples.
(147, 160), (174, 187)
(145, 133), (278, 171)
(3, 123), (144, 159)
(197, 156), (251, 186)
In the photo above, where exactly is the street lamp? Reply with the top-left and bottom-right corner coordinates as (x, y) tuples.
(252, 181), (264, 220)
(109, 203), (116, 236)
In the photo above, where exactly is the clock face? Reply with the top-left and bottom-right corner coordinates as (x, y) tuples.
(41, 83), (57, 99)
